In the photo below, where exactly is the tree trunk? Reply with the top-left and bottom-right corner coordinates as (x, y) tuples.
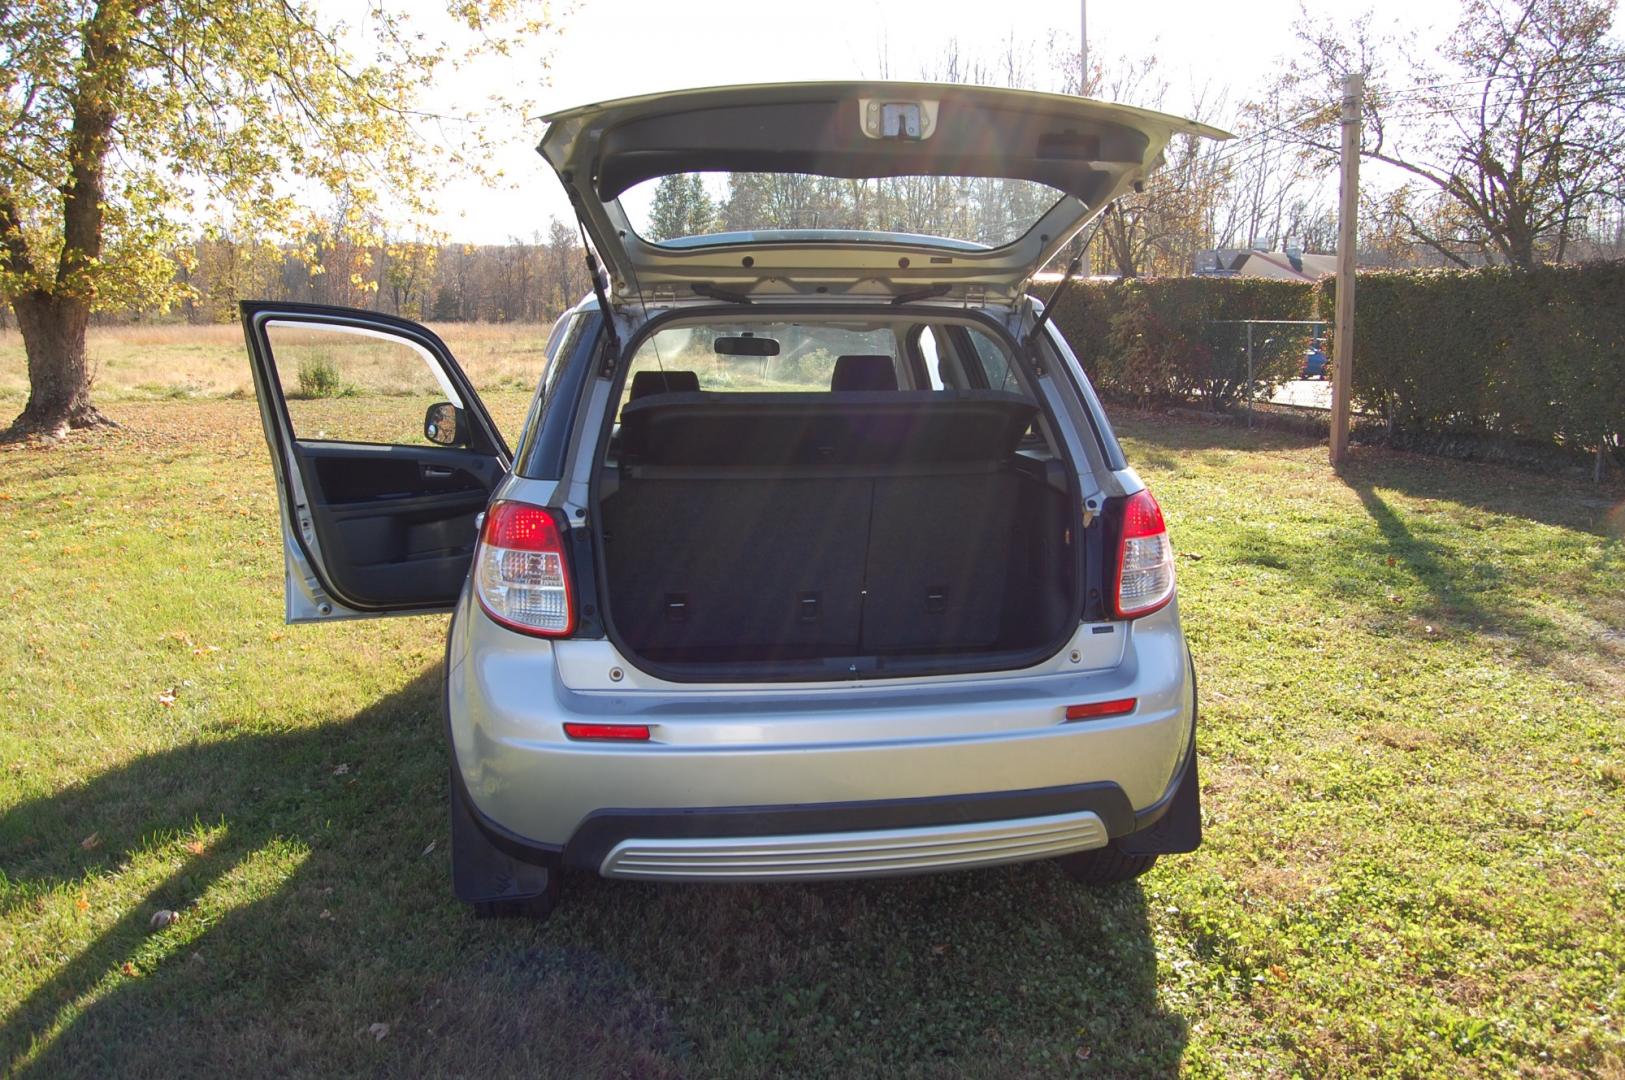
(2, 291), (114, 440)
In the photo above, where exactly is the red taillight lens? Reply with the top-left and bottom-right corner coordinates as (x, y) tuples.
(562, 722), (650, 741)
(474, 501), (576, 637)
(1065, 698), (1138, 721)
(1112, 489), (1175, 619)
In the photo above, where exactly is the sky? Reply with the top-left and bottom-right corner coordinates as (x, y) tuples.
(411, 0), (1467, 243)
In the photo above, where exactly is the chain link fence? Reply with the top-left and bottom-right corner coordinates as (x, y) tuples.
(1204, 319), (1327, 426)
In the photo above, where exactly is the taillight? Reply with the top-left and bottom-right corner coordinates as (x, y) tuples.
(474, 501), (575, 637)
(1112, 489), (1175, 619)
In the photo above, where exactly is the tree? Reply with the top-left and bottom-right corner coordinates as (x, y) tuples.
(646, 174), (716, 240)
(1267, 0), (1625, 268)
(0, 0), (551, 439)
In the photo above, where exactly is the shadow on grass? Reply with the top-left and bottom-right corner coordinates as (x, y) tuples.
(2, 668), (1185, 1077)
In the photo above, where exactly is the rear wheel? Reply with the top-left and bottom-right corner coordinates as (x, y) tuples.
(1057, 843), (1158, 885)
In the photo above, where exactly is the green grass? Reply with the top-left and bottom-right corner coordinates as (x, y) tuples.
(1, 398), (1621, 1077)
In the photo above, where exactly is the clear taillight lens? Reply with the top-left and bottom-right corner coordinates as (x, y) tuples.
(474, 501), (575, 637)
(1112, 489), (1175, 619)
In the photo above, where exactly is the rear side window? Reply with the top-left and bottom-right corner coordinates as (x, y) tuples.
(515, 310), (603, 479)
(965, 329), (1022, 393)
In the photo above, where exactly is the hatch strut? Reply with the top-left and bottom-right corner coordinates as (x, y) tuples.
(1025, 215), (1106, 361)
(569, 196), (621, 369)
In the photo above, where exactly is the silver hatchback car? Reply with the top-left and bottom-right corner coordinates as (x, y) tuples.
(242, 82), (1222, 918)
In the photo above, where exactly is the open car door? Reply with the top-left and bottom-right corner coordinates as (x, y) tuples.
(240, 301), (510, 622)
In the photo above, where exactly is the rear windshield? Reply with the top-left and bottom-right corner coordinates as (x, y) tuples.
(616, 319), (1028, 417)
(619, 172), (1065, 250)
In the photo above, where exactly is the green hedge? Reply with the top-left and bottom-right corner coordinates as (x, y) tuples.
(1049, 277), (1316, 409)
(1314, 263), (1624, 460)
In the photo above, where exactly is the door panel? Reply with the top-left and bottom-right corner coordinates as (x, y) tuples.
(240, 302), (510, 621)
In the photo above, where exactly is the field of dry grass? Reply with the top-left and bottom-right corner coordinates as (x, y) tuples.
(0, 321), (557, 403)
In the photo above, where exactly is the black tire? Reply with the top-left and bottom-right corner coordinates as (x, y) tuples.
(1056, 843), (1158, 885)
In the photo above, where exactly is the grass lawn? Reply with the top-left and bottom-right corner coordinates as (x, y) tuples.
(1, 389), (1622, 1077)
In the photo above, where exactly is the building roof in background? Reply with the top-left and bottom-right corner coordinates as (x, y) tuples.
(1194, 249), (1336, 282)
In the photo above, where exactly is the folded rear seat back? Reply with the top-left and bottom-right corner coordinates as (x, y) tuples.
(602, 389), (1057, 666)
(601, 477), (870, 661)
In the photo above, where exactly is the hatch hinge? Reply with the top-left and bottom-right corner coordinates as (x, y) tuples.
(1081, 492), (1104, 529)
(961, 286), (987, 308)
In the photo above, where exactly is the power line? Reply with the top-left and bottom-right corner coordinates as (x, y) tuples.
(1382, 54), (1625, 100)
(1201, 73), (1625, 174)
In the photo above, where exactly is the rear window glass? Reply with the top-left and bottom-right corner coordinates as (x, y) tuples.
(616, 319), (1033, 417)
(619, 322), (899, 412)
(619, 172), (1064, 250)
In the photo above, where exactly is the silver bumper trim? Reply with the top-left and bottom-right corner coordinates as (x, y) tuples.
(598, 809), (1108, 881)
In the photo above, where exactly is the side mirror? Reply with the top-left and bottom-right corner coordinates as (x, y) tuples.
(424, 402), (466, 447)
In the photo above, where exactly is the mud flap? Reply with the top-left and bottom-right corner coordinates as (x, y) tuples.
(449, 772), (561, 905)
(1116, 742), (1201, 856)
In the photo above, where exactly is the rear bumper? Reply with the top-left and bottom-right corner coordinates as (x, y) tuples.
(596, 808), (1109, 880)
(446, 593), (1196, 875)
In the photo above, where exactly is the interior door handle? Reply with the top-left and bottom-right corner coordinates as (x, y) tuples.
(423, 466), (455, 480)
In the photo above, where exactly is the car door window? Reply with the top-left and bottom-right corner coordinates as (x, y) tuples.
(265, 322), (465, 445)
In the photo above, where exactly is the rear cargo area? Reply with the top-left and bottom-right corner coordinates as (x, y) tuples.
(598, 388), (1080, 677)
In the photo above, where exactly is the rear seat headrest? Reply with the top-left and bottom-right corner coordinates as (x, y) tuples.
(629, 369), (701, 400)
(831, 354), (899, 392)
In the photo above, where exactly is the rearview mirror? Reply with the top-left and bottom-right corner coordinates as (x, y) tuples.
(713, 334), (780, 356)
(424, 402), (466, 447)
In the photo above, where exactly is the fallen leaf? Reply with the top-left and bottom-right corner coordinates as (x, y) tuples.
(121, 962), (139, 977)
(367, 1022), (390, 1041)
(1385, 555), (1397, 566)
(332, 763), (350, 776)
(1269, 964), (1290, 982)
(1387, 593), (1403, 604)
(80, 832), (101, 851)
(149, 909), (179, 931)
(75, 896), (90, 912)
(319, 908), (334, 920)
(1424, 624), (1436, 635)
(156, 687), (177, 708)
(184, 839), (206, 855)
(1179, 551), (1203, 561)
(420, 841), (436, 857)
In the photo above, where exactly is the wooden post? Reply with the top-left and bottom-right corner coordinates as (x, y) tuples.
(1330, 73), (1361, 469)
(1245, 321), (1254, 429)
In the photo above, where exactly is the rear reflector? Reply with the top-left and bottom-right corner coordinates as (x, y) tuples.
(563, 722), (651, 741)
(1065, 698), (1137, 721)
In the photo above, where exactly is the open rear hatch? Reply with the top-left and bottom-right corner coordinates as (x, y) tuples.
(539, 81), (1228, 303)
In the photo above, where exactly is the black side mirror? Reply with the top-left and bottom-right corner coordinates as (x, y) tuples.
(424, 402), (467, 447)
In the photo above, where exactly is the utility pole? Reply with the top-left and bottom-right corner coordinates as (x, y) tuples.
(1330, 72), (1361, 470)
(1080, 0), (1088, 94)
